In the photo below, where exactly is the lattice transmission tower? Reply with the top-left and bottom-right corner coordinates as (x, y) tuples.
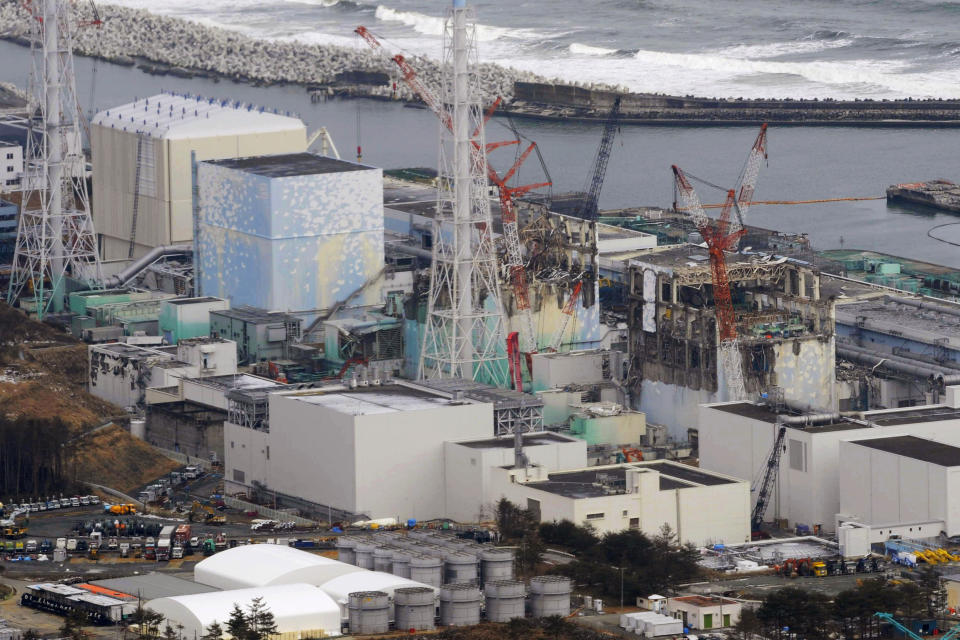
(418, 0), (508, 387)
(7, 0), (102, 317)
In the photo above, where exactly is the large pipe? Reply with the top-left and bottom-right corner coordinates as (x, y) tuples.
(884, 295), (960, 319)
(838, 344), (946, 380)
(838, 341), (960, 374)
(103, 244), (193, 288)
(777, 413), (841, 426)
(936, 374), (960, 386)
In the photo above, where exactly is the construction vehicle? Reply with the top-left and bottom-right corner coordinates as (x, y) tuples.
(89, 545), (98, 560)
(202, 538), (216, 556)
(618, 448), (644, 463)
(811, 561), (827, 577)
(189, 501), (225, 524)
(750, 425), (787, 538)
(107, 503), (136, 515)
(3, 525), (27, 539)
(571, 96), (622, 221)
(506, 332), (523, 392)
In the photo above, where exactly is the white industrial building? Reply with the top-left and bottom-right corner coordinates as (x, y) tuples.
(224, 380), (493, 520)
(194, 544), (364, 590)
(839, 435), (960, 537)
(91, 93), (307, 260)
(443, 433), (588, 522)
(147, 583), (341, 639)
(489, 461), (750, 546)
(666, 595), (741, 630)
(699, 392), (960, 534)
(1, 140), (23, 190)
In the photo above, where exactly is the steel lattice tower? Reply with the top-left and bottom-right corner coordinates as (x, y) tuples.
(7, 0), (101, 317)
(418, 0), (508, 387)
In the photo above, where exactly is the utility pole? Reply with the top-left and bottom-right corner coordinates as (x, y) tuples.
(418, 0), (508, 387)
(8, 0), (101, 317)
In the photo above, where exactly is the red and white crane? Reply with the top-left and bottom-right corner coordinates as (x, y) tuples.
(672, 167), (746, 401)
(355, 26), (548, 354)
(730, 123), (768, 237)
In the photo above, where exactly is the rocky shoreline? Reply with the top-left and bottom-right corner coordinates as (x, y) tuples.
(0, 0), (557, 104)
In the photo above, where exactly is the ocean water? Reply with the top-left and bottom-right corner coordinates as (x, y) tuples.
(95, 0), (960, 99)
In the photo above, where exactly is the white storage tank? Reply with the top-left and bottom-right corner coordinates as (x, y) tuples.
(484, 580), (526, 623)
(373, 548), (393, 573)
(443, 552), (478, 585)
(336, 538), (358, 565)
(439, 583), (482, 627)
(530, 576), (572, 617)
(394, 586), (436, 632)
(391, 551), (412, 579)
(409, 555), (443, 588)
(130, 418), (146, 439)
(347, 591), (390, 635)
(480, 549), (514, 584)
(354, 544), (375, 570)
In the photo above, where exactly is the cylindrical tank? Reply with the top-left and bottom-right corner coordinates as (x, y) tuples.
(129, 418), (146, 439)
(336, 538), (358, 565)
(530, 576), (572, 617)
(347, 591), (390, 635)
(409, 555), (443, 587)
(484, 580), (526, 623)
(443, 552), (478, 585)
(394, 586), (436, 632)
(391, 551), (412, 579)
(480, 549), (514, 584)
(373, 547), (393, 573)
(354, 543), (375, 570)
(439, 583), (482, 627)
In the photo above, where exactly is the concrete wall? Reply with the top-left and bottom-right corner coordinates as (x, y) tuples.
(159, 298), (230, 345)
(442, 436), (588, 523)
(225, 391), (492, 520)
(146, 401), (226, 461)
(773, 337), (836, 413)
(839, 440), (960, 536)
(91, 120), (306, 260)
(641, 380), (717, 441)
(700, 403), (960, 533)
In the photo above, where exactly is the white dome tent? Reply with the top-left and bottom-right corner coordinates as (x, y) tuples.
(194, 544), (364, 589)
(146, 584), (341, 639)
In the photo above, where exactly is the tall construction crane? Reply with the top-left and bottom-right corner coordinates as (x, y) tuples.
(672, 167), (747, 401)
(547, 280), (582, 352)
(355, 25), (549, 354)
(730, 123), (768, 237)
(751, 425), (786, 535)
(572, 96), (622, 221)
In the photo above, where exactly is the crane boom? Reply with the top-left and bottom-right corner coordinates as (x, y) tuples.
(574, 96), (622, 221)
(751, 425), (786, 532)
(548, 280), (583, 351)
(731, 123), (768, 235)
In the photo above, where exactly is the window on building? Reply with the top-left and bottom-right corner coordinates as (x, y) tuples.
(233, 469), (245, 483)
(789, 438), (806, 472)
(629, 518), (639, 529)
(421, 232), (433, 250)
(230, 441), (234, 448)
(5, 166), (12, 172)
(265, 445), (269, 460)
(586, 512), (605, 520)
(622, 510), (628, 517)
(5, 153), (12, 159)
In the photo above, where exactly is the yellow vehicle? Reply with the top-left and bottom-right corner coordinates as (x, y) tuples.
(89, 546), (99, 559)
(108, 503), (137, 515)
(190, 501), (226, 524)
(812, 561), (827, 577)
(3, 526), (27, 539)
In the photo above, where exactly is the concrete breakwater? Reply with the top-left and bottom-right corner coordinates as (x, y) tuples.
(505, 82), (960, 126)
(0, 1), (551, 104)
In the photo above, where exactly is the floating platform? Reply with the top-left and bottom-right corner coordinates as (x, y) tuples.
(886, 180), (960, 214)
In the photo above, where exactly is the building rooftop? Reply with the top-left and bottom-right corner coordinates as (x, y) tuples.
(210, 306), (300, 325)
(415, 378), (544, 409)
(455, 433), (575, 449)
(524, 461), (735, 499)
(283, 383), (460, 415)
(207, 153), (370, 178)
(672, 595), (739, 607)
(186, 373), (279, 392)
(166, 297), (225, 306)
(865, 406), (960, 427)
(851, 435), (960, 466)
(835, 297), (960, 346)
(92, 92), (303, 140)
(708, 402), (869, 432)
(93, 342), (169, 359)
(91, 572), (220, 601)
